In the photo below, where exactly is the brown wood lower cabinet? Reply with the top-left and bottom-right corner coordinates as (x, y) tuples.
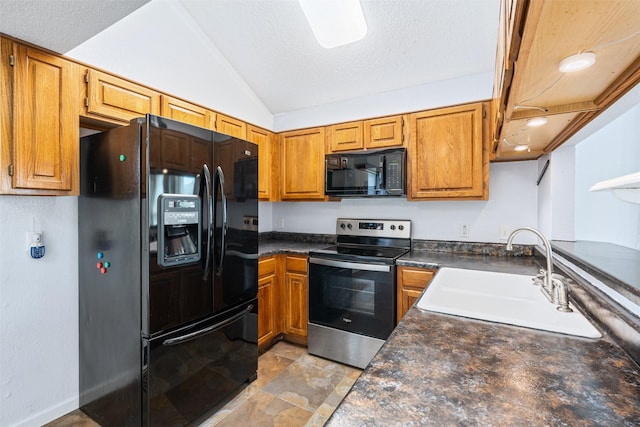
(258, 256), (279, 351)
(257, 254), (309, 352)
(283, 255), (308, 345)
(397, 266), (437, 323)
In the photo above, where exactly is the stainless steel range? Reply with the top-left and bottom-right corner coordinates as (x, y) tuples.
(308, 218), (411, 369)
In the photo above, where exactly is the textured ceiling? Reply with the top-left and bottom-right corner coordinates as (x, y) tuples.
(0, 0), (150, 53)
(180, 0), (501, 114)
(0, 0), (500, 116)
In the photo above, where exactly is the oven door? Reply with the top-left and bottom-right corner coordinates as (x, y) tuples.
(308, 257), (396, 339)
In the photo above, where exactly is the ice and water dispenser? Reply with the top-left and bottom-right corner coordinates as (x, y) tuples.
(157, 194), (201, 267)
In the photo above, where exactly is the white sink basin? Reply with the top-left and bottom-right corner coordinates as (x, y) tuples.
(416, 267), (601, 338)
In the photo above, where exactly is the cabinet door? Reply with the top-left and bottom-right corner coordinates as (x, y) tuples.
(258, 271), (277, 349)
(84, 69), (160, 123)
(284, 271), (308, 338)
(247, 125), (276, 201)
(364, 115), (405, 149)
(258, 257), (279, 351)
(280, 127), (325, 200)
(161, 95), (214, 129)
(11, 44), (79, 193)
(397, 266), (435, 322)
(216, 113), (246, 139)
(327, 121), (363, 152)
(409, 103), (487, 199)
(283, 256), (308, 340)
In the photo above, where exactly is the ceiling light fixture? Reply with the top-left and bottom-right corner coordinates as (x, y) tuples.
(298, 0), (368, 49)
(527, 117), (547, 127)
(514, 144), (531, 152)
(558, 52), (596, 73)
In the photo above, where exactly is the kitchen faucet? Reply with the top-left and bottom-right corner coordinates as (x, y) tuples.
(506, 227), (572, 312)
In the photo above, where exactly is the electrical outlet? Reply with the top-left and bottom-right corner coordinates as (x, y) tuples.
(277, 218), (285, 229)
(499, 224), (513, 240)
(459, 224), (470, 238)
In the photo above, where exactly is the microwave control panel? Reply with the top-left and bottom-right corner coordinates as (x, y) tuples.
(384, 152), (405, 194)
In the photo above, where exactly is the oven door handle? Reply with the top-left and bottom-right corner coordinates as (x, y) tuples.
(309, 257), (391, 272)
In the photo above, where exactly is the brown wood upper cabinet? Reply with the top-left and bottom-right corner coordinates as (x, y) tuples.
(160, 95), (215, 129)
(279, 127), (326, 200)
(83, 68), (160, 125)
(216, 113), (246, 139)
(1, 39), (80, 195)
(247, 124), (277, 201)
(364, 115), (405, 149)
(327, 115), (406, 153)
(327, 121), (364, 152)
(408, 102), (488, 200)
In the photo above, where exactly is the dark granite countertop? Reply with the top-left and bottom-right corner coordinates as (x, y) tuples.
(327, 307), (640, 426)
(328, 247), (640, 426)
(258, 241), (329, 257)
(261, 237), (640, 425)
(398, 250), (543, 275)
(552, 240), (640, 307)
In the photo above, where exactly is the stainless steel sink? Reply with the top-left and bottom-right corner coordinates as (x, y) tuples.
(416, 267), (601, 338)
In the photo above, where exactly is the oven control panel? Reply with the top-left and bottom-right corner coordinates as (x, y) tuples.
(336, 218), (411, 239)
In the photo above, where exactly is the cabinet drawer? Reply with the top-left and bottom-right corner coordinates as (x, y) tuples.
(399, 267), (435, 289)
(286, 256), (308, 273)
(258, 257), (277, 277)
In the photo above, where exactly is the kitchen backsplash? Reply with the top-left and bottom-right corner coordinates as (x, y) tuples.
(259, 232), (535, 257)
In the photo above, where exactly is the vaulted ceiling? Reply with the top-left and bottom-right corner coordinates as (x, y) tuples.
(0, 0), (500, 115)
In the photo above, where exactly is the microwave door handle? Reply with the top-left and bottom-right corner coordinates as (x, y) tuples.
(201, 164), (213, 280)
(380, 156), (386, 193)
(309, 257), (391, 272)
(215, 165), (228, 276)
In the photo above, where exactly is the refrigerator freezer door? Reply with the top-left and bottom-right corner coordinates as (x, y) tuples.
(142, 299), (258, 426)
(212, 137), (259, 313)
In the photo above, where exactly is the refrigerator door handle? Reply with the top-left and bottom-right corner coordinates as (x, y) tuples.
(201, 164), (213, 280)
(215, 165), (228, 276)
(162, 304), (254, 346)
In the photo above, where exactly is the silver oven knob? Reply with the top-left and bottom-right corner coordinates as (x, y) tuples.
(347, 223), (353, 229)
(340, 223), (346, 229)
(390, 225), (396, 230)
(398, 225), (404, 231)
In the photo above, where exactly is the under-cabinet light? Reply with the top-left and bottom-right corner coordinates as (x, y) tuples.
(527, 117), (547, 127)
(514, 144), (530, 152)
(559, 52), (596, 73)
(298, 0), (368, 49)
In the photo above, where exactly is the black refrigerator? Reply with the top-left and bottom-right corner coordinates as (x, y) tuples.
(78, 115), (258, 426)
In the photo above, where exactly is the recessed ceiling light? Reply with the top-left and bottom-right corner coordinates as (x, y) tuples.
(514, 144), (530, 152)
(559, 52), (596, 73)
(298, 0), (368, 49)
(527, 117), (547, 127)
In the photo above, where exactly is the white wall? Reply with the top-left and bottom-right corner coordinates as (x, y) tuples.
(536, 146), (576, 241)
(0, 196), (79, 427)
(574, 104), (640, 249)
(268, 161), (540, 244)
(66, 0), (274, 130)
(273, 72), (494, 132)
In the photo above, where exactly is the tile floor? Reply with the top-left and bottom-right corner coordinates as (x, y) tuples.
(45, 341), (361, 427)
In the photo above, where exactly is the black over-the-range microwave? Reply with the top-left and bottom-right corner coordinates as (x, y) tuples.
(325, 148), (406, 197)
